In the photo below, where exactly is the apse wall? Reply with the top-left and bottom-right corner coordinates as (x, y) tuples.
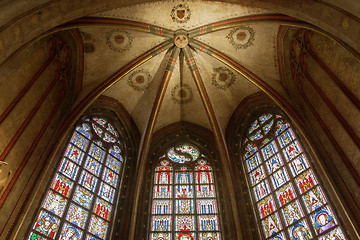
(0, 30), (82, 239)
(279, 27), (360, 217)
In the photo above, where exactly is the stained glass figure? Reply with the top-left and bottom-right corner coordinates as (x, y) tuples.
(242, 113), (346, 240)
(32, 210), (60, 239)
(59, 223), (83, 240)
(150, 148), (221, 239)
(28, 117), (125, 240)
(288, 220), (312, 240)
(310, 206), (337, 234)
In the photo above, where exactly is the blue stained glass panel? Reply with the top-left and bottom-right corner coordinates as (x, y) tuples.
(102, 168), (118, 187)
(289, 154), (310, 177)
(270, 167), (289, 189)
(266, 154), (284, 174)
(310, 205), (337, 235)
(246, 152), (262, 172)
(153, 185), (172, 199)
(198, 215), (219, 231)
(51, 173), (73, 198)
(32, 210), (60, 239)
(254, 180), (271, 201)
(176, 215), (195, 231)
(283, 140), (302, 162)
(73, 186), (93, 209)
(89, 144), (105, 163)
(93, 198), (112, 221)
(65, 144), (84, 165)
(152, 200), (172, 214)
(84, 156), (102, 177)
(277, 128), (296, 149)
(248, 119), (259, 134)
(275, 120), (290, 136)
(175, 172), (193, 184)
(244, 143), (258, 158)
(261, 141), (278, 160)
(263, 120), (274, 135)
(175, 185), (194, 198)
(249, 165), (266, 186)
(98, 182), (115, 203)
(76, 123), (91, 139)
(302, 186), (327, 213)
(65, 203), (89, 229)
(105, 155), (121, 173)
(59, 223), (83, 240)
(70, 132), (89, 151)
(151, 216), (172, 231)
(88, 215), (108, 239)
(249, 130), (263, 141)
(196, 185), (215, 198)
(42, 190), (67, 217)
(259, 114), (272, 124)
(108, 145), (122, 161)
(287, 219), (312, 240)
(79, 170), (98, 192)
(58, 158), (79, 180)
(175, 199), (194, 214)
(197, 199), (217, 214)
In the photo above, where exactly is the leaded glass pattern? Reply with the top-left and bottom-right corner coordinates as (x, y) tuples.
(242, 114), (347, 240)
(28, 117), (124, 240)
(150, 145), (221, 239)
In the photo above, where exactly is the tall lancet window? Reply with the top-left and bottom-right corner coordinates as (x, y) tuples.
(242, 113), (347, 240)
(150, 144), (222, 240)
(28, 117), (125, 240)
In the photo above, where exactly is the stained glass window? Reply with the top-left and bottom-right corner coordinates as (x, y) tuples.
(28, 117), (124, 240)
(242, 113), (347, 240)
(150, 144), (222, 240)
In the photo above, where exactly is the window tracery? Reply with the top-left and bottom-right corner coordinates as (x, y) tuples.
(242, 113), (346, 240)
(150, 143), (222, 240)
(28, 116), (125, 240)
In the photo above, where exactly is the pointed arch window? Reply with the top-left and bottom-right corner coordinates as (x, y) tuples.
(28, 117), (125, 240)
(150, 144), (222, 240)
(242, 113), (347, 240)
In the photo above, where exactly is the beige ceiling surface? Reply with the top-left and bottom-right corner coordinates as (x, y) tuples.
(73, 0), (290, 135)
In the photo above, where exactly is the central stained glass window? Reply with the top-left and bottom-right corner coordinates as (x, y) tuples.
(150, 144), (221, 240)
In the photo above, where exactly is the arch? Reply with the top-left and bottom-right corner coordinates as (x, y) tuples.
(226, 93), (360, 239)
